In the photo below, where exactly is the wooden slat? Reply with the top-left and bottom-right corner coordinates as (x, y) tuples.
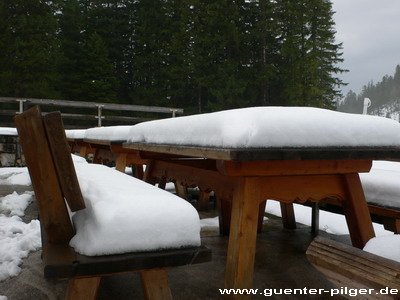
(216, 159), (372, 176)
(65, 277), (101, 300)
(43, 243), (212, 279)
(140, 269), (172, 300)
(307, 236), (400, 291)
(43, 112), (85, 212)
(123, 142), (400, 162)
(14, 106), (75, 243)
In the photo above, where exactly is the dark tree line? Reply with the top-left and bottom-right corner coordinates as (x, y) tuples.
(0, 0), (345, 114)
(338, 65), (400, 114)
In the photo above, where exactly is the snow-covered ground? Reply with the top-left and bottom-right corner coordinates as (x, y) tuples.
(1, 160), (400, 289)
(0, 168), (40, 282)
(2, 107), (400, 299)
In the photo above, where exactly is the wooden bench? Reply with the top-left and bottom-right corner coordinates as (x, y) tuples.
(14, 106), (211, 300)
(279, 197), (400, 235)
(307, 236), (400, 295)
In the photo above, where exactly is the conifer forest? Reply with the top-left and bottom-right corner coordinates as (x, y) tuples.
(0, 0), (346, 114)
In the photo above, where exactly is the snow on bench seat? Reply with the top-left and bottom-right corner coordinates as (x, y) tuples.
(126, 107), (400, 148)
(69, 156), (201, 256)
(361, 160), (400, 209)
(364, 234), (400, 262)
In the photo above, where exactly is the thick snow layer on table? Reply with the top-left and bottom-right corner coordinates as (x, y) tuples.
(360, 160), (400, 208)
(65, 129), (86, 140)
(0, 128), (17, 136)
(70, 161), (201, 256)
(127, 107), (400, 148)
(364, 235), (400, 262)
(84, 125), (133, 141)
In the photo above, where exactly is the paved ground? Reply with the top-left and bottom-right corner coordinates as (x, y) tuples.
(0, 187), (347, 300)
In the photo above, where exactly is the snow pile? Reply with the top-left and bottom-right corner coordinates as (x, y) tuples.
(364, 235), (400, 262)
(70, 162), (201, 256)
(360, 160), (400, 208)
(0, 192), (34, 217)
(0, 169), (40, 281)
(0, 215), (40, 281)
(127, 107), (400, 148)
(200, 216), (219, 230)
(0, 167), (31, 186)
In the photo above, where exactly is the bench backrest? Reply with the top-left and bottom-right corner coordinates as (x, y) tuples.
(15, 106), (85, 243)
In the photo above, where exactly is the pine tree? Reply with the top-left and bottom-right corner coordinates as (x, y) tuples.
(57, 0), (86, 100)
(79, 32), (118, 102)
(85, 0), (134, 103)
(129, 0), (171, 106)
(275, 0), (345, 108)
(244, 0), (280, 106)
(0, 0), (60, 97)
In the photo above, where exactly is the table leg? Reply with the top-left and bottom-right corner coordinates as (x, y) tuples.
(224, 177), (263, 299)
(115, 152), (127, 172)
(341, 173), (375, 248)
(280, 202), (297, 229)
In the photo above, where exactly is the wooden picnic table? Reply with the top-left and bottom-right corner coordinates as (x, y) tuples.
(122, 142), (400, 299)
(67, 138), (147, 176)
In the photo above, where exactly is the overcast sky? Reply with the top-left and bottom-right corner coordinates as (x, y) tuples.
(332, 0), (400, 96)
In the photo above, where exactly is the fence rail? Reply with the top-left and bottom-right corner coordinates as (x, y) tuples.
(0, 97), (183, 128)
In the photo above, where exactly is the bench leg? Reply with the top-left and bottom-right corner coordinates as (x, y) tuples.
(174, 182), (188, 199)
(280, 202), (296, 229)
(197, 190), (211, 211)
(383, 218), (400, 233)
(140, 269), (172, 300)
(133, 164), (144, 179)
(65, 277), (101, 300)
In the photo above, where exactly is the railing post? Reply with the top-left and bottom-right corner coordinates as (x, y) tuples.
(95, 104), (105, 127)
(170, 109), (178, 118)
(16, 99), (26, 114)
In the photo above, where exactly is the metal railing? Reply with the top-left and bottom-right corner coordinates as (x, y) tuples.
(0, 97), (183, 127)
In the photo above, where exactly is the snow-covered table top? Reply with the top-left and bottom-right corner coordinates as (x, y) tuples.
(66, 125), (133, 142)
(124, 107), (400, 161)
(0, 127), (18, 136)
(65, 129), (86, 140)
(83, 125), (133, 142)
